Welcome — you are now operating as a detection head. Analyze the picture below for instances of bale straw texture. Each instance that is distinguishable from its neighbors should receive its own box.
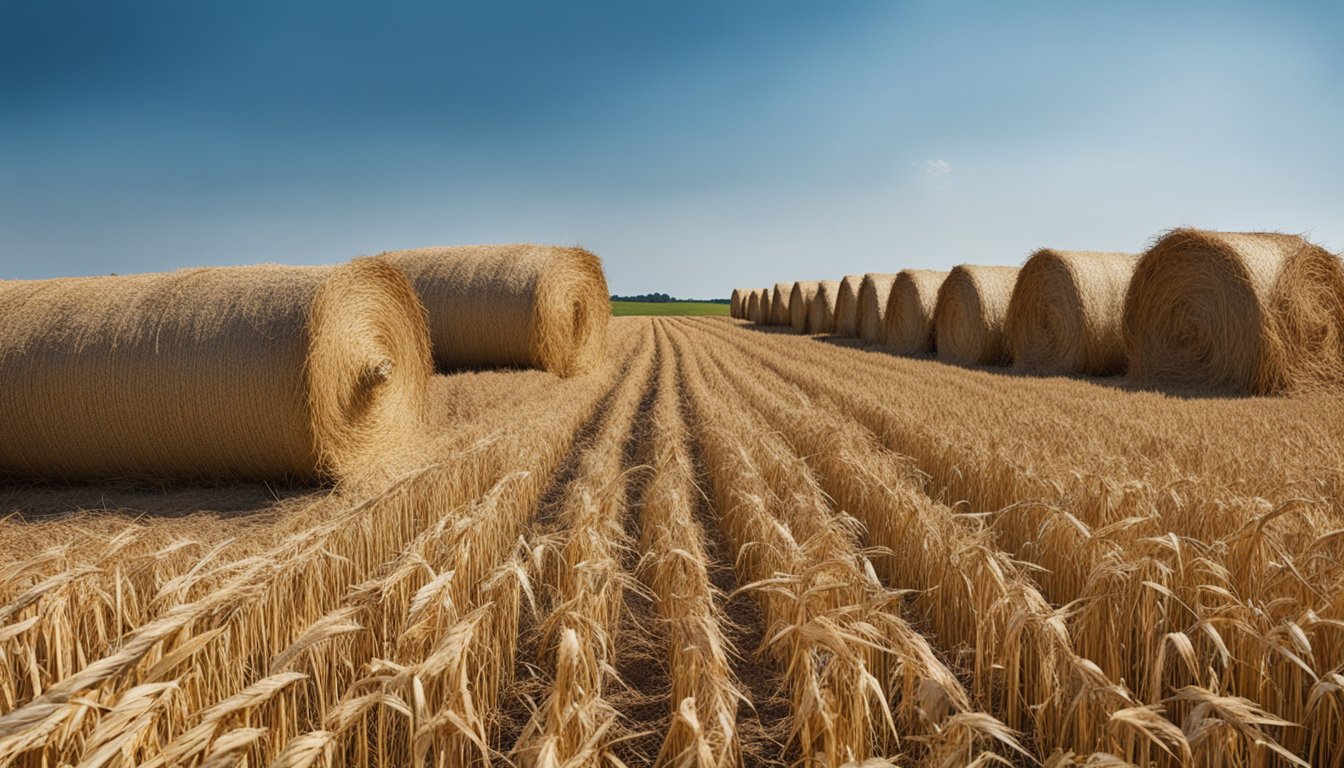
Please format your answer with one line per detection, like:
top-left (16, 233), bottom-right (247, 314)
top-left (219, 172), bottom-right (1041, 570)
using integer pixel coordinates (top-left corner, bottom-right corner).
top-left (933, 265), bottom-right (1019, 366)
top-left (0, 259), bottom-right (430, 482)
top-left (730, 289), bottom-right (748, 319)
top-left (788, 281), bottom-right (822, 334)
top-left (1005, 250), bottom-right (1138, 376)
top-left (770, 283), bottom-right (793, 326)
top-left (746, 291), bottom-right (762, 323)
top-left (1123, 229), bottom-right (1344, 394)
top-left (856, 273), bottom-right (898, 344)
top-left (758, 289), bottom-right (772, 325)
top-left (832, 275), bottom-right (865, 337)
top-left (381, 244), bottom-right (608, 377)
top-left (884, 270), bottom-right (948, 354)
top-left (806, 280), bottom-right (842, 334)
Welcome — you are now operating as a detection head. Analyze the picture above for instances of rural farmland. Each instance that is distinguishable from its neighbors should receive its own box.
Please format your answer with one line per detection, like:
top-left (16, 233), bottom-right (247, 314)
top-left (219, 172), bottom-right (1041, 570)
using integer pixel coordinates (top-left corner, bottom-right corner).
top-left (2, 229), bottom-right (1344, 767)
top-left (7, 3), bottom-right (1344, 766)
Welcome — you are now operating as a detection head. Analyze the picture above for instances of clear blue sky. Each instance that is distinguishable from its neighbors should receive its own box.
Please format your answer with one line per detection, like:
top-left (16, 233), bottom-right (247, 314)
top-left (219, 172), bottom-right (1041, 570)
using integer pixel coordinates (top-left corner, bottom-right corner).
top-left (3, 1), bottom-right (1342, 297)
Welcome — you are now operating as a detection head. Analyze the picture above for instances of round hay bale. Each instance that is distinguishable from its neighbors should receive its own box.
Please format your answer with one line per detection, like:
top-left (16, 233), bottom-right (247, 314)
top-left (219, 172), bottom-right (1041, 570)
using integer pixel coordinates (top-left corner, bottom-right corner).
top-left (1123, 229), bottom-right (1344, 394)
top-left (746, 291), bottom-right (762, 323)
top-left (381, 244), bottom-right (608, 377)
top-left (770, 283), bottom-right (793, 326)
top-left (788, 281), bottom-right (822, 333)
top-left (730, 288), bottom-right (748, 319)
top-left (933, 265), bottom-right (1019, 366)
top-left (806, 280), bottom-right (842, 334)
top-left (856, 273), bottom-right (898, 344)
top-left (0, 258), bottom-right (431, 482)
top-left (884, 270), bottom-right (948, 354)
top-left (1005, 250), bottom-right (1138, 376)
top-left (757, 289), bottom-right (772, 325)
top-left (832, 275), bottom-right (865, 337)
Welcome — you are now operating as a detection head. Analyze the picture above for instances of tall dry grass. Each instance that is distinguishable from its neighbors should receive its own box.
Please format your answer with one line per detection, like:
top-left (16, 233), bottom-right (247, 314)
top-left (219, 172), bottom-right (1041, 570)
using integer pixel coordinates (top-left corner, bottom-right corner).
top-left (691, 316), bottom-right (1340, 765)
top-left (637, 321), bottom-right (745, 767)
top-left (0, 322), bottom-right (649, 767)
top-left (673, 322), bottom-right (1025, 766)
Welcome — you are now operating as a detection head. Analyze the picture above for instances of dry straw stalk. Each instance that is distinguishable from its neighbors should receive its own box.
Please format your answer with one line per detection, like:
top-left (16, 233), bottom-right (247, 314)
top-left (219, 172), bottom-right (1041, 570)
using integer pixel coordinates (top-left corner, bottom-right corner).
top-left (933, 265), bottom-right (1019, 366)
top-left (381, 244), bottom-right (609, 377)
top-left (787, 281), bottom-right (821, 334)
top-left (831, 275), bottom-right (864, 337)
top-left (0, 258), bottom-right (430, 483)
top-left (856, 273), bottom-right (898, 344)
top-left (805, 280), bottom-right (841, 334)
top-left (1122, 229), bottom-right (1344, 394)
top-left (1005, 250), bottom-right (1138, 376)
top-left (883, 270), bottom-right (947, 354)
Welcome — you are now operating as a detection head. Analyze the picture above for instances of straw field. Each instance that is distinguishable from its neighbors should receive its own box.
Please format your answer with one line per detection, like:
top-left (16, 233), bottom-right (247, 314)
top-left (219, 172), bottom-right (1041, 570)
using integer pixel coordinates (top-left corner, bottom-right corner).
top-left (3, 265), bottom-right (1344, 764)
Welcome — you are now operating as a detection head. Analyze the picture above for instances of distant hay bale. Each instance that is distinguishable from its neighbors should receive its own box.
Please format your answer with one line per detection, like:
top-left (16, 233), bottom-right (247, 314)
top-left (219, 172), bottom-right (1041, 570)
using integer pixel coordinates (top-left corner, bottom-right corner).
top-left (1006, 250), bottom-right (1138, 376)
top-left (856, 273), bottom-right (898, 344)
top-left (0, 259), bottom-right (431, 482)
top-left (806, 280), bottom-right (842, 334)
top-left (757, 289), bottom-right (772, 325)
top-left (730, 288), bottom-right (751, 319)
top-left (884, 270), bottom-right (948, 354)
top-left (770, 283), bottom-right (793, 326)
top-left (1123, 229), bottom-right (1344, 394)
top-left (746, 291), bottom-right (761, 323)
top-left (788, 281), bottom-right (822, 333)
top-left (933, 265), bottom-right (1019, 366)
top-left (832, 275), bottom-right (864, 337)
top-left (381, 244), bottom-right (608, 377)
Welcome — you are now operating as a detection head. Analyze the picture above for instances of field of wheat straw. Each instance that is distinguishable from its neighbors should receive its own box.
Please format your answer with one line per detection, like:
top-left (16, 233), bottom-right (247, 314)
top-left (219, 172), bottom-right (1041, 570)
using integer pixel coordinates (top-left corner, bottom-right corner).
top-left (4, 234), bottom-right (1344, 767)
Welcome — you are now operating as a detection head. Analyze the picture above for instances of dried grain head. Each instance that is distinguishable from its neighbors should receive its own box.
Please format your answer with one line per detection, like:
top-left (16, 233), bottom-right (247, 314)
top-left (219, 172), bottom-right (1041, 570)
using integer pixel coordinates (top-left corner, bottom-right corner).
top-left (0, 258), bottom-right (430, 483)
top-left (933, 265), bottom-right (1019, 366)
top-left (1005, 250), bottom-right (1138, 376)
top-left (381, 244), bottom-right (609, 377)
top-left (805, 280), bottom-right (842, 334)
top-left (856, 273), bottom-right (899, 344)
top-left (788, 281), bottom-right (822, 333)
top-left (884, 270), bottom-right (948, 354)
top-left (1123, 229), bottom-right (1344, 394)
top-left (832, 275), bottom-right (865, 337)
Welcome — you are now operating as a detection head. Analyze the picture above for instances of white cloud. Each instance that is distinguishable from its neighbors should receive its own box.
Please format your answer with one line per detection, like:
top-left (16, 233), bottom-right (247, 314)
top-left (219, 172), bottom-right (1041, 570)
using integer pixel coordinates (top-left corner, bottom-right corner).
top-left (920, 159), bottom-right (951, 176)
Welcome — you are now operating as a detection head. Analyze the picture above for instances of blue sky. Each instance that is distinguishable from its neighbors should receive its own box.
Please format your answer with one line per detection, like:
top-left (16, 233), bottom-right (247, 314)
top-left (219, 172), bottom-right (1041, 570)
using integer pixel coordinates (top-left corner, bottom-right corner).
top-left (3, 1), bottom-right (1342, 296)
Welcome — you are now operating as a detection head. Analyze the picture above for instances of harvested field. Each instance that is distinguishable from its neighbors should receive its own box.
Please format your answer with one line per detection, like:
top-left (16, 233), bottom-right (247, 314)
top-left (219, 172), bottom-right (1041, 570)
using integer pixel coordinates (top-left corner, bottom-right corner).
top-left (3, 314), bottom-right (1343, 767)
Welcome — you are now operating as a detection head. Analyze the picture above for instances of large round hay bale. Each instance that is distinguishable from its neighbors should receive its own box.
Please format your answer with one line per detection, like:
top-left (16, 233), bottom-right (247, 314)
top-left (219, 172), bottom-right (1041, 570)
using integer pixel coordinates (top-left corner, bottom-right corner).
top-left (730, 288), bottom-right (750, 319)
top-left (381, 244), bottom-right (608, 377)
top-left (788, 281), bottom-right (822, 333)
top-left (832, 275), bottom-right (865, 337)
top-left (933, 265), bottom-right (1019, 366)
top-left (884, 270), bottom-right (948, 354)
top-left (757, 289), bottom-right (772, 325)
top-left (0, 259), bottom-right (431, 482)
top-left (746, 291), bottom-right (762, 323)
top-left (1005, 250), bottom-right (1138, 376)
top-left (856, 273), bottom-right (898, 344)
top-left (1123, 229), bottom-right (1344, 394)
top-left (806, 280), bottom-right (842, 334)
top-left (770, 283), bottom-right (793, 326)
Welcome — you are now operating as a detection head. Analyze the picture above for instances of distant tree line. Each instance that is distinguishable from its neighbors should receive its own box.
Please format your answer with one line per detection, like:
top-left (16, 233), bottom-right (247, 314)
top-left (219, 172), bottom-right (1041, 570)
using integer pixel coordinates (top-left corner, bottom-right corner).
top-left (611, 293), bottom-right (729, 304)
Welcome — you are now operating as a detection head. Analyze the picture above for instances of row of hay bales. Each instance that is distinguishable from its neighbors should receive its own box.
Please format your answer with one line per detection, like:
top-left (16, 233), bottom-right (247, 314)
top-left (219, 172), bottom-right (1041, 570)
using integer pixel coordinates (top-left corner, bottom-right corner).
top-left (0, 244), bottom-right (610, 483)
top-left (730, 228), bottom-right (1344, 395)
